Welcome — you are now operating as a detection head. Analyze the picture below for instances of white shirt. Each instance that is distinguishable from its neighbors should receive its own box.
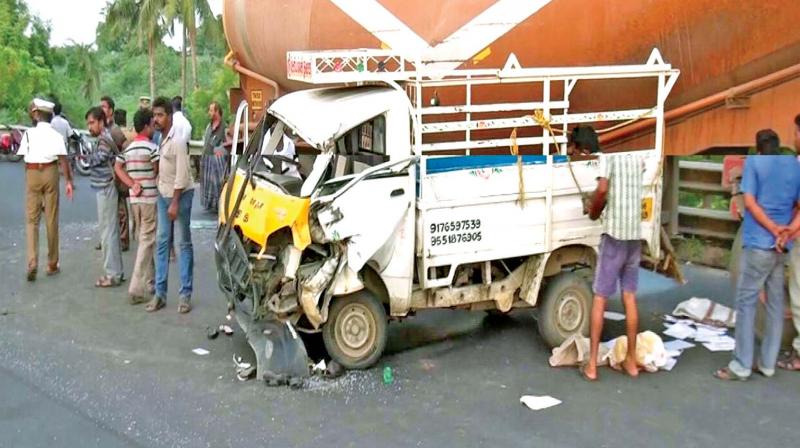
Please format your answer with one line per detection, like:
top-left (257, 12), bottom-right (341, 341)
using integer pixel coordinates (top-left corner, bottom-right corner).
top-left (262, 130), bottom-right (301, 179)
top-left (50, 115), bottom-right (72, 145)
top-left (172, 111), bottom-right (193, 142)
top-left (17, 122), bottom-right (68, 164)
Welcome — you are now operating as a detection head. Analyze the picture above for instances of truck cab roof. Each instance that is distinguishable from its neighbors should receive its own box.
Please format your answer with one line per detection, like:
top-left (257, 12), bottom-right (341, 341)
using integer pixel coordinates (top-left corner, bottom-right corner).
top-left (268, 86), bottom-right (407, 151)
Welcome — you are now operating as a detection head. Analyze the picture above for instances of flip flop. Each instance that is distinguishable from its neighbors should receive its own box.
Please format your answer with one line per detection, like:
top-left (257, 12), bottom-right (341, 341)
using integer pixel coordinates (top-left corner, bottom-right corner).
top-left (714, 367), bottom-right (748, 381)
top-left (95, 276), bottom-right (120, 288)
top-left (777, 353), bottom-right (800, 371)
top-left (145, 298), bottom-right (165, 312)
top-left (177, 302), bottom-right (192, 314)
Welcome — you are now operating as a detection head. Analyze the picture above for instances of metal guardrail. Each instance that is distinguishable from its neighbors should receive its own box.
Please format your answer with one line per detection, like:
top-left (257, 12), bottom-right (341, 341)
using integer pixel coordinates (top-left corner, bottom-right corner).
top-left (672, 159), bottom-right (739, 241)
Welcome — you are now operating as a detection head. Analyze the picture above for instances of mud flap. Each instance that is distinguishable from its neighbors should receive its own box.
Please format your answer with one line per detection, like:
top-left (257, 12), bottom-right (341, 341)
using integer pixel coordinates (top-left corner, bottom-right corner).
top-left (237, 313), bottom-right (309, 387)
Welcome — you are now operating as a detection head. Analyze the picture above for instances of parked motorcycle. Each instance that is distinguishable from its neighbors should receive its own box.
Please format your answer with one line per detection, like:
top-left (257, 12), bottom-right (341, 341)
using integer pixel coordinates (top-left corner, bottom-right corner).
top-left (68, 129), bottom-right (92, 176)
top-left (0, 125), bottom-right (23, 162)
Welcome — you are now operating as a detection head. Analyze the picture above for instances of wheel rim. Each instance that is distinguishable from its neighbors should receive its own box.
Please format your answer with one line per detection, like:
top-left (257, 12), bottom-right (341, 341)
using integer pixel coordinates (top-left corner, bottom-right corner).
top-left (555, 289), bottom-right (584, 333)
top-left (335, 303), bottom-right (377, 359)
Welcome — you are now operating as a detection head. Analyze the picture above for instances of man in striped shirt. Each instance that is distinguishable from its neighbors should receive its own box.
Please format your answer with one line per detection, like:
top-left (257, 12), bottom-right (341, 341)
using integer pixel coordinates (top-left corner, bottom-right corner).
top-left (114, 109), bottom-right (160, 304)
top-left (584, 152), bottom-right (646, 381)
top-left (84, 107), bottom-right (124, 287)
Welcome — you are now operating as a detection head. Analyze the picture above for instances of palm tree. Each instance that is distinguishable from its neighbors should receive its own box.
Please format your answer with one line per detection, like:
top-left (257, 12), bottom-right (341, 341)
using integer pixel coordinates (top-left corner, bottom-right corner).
top-left (165, 0), bottom-right (218, 91)
top-left (68, 41), bottom-right (101, 100)
top-left (103, 0), bottom-right (168, 99)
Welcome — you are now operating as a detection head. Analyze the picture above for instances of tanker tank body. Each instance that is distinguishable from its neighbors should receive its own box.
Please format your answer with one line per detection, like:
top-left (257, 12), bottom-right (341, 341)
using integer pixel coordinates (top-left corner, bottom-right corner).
top-left (222, 0), bottom-right (800, 155)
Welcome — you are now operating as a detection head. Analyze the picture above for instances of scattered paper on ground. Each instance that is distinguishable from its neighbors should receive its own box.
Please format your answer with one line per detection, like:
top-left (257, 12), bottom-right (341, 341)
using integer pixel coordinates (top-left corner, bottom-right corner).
top-left (702, 335), bottom-right (736, 352)
top-left (664, 322), bottom-right (696, 340)
top-left (603, 311), bottom-right (626, 321)
top-left (664, 340), bottom-right (696, 352)
top-left (520, 395), bottom-right (562, 411)
top-left (694, 327), bottom-right (727, 342)
top-left (662, 357), bottom-right (678, 371)
top-left (192, 348), bottom-right (210, 356)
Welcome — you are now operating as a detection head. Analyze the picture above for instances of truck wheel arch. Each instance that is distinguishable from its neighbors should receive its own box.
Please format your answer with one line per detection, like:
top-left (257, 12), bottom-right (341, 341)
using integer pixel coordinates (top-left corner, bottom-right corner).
top-left (543, 245), bottom-right (597, 277)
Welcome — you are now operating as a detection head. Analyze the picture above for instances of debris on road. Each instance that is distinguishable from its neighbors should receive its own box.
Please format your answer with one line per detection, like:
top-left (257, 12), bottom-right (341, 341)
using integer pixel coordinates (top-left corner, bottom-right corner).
top-left (192, 348), bottom-right (210, 356)
top-left (663, 322), bottom-right (696, 340)
top-left (672, 297), bottom-right (735, 328)
top-left (220, 325), bottom-right (234, 336)
top-left (520, 395), bottom-right (561, 411)
top-left (605, 331), bottom-right (667, 373)
top-left (206, 326), bottom-right (219, 340)
top-left (663, 340), bottom-right (695, 352)
top-left (549, 334), bottom-right (609, 367)
top-left (663, 311), bottom-right (736, 353)
top-left (383, 366), bottom-right (394, 385)
top-left (312, 359), bottom-right (327, 373)
top-left (701, 335), bottom-right (736, 352)
top-left (603, 311), bottom-right (626, 321)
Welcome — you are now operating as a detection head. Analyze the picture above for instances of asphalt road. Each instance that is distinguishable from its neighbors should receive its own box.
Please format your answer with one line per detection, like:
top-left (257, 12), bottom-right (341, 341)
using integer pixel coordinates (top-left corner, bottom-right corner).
top-left (0, 161), bottom-right (798, 448)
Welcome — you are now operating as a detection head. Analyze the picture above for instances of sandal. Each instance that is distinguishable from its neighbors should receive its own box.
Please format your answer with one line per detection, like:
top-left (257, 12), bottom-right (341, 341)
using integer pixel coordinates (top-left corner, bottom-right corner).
top-left (46, 264), bottom-right (60, 276)
top-left (129, 295), bottom-right (149, 305)
top-left (714, 367), bottom-right (748, 381)
top-left (95, 276), bottom-right (121, 288)
top-left (26, 269), bottom-right (37, 282)
top-left (177, 302), bottom-right (192, 314)
top-left (145, 297), bottom-right (165, 312)
top-left (777, 353), bottom-right (800, 371)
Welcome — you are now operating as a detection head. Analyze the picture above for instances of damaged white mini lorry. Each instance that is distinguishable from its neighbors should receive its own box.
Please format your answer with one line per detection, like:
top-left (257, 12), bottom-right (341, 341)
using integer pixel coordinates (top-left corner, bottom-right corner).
top-left (214, 48), bottom-right (682, 384)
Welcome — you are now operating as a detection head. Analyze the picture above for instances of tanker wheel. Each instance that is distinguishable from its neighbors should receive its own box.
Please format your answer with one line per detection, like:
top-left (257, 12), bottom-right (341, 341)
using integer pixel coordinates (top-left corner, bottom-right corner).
top-left (729, 226), bottom-right (797, 349)
top-left (322, 290), bottom-right (388, 370)
top-left (537, 271), bottom-right (592, 348)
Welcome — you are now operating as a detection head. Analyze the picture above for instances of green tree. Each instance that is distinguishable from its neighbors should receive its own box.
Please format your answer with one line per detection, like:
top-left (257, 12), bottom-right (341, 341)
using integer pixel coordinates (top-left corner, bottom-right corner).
top-left (0, 0), bottom-right (52, 123)
top-left (103, 0), bottom-right (168, 99)
top-left (165, 0), bottom-right (219, 91)
top-left (68, 42), bottom-right (102, 100)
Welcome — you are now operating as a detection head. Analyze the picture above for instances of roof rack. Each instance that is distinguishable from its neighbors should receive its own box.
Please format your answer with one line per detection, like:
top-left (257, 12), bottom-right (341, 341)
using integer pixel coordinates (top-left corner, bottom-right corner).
top-left (286, 48), bottom-right (676, 85)
top-left (285, 48), bottom-right (680, 157)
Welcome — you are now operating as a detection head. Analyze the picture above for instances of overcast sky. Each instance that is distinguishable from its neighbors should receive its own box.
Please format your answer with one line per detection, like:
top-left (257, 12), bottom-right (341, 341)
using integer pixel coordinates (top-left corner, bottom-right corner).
top-left (24, 0), bottom-right (223, 49)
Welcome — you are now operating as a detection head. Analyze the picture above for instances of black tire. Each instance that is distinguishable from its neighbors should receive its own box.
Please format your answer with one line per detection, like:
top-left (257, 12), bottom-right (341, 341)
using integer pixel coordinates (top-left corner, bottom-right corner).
top-left (537, 271), bottom-right (593, 348)
top-left (75, 158), bottom-right (92, 176)
top-left (729, 226), bottom-right (796, 348)
top-left (322, 290), bottom-right (388, 370)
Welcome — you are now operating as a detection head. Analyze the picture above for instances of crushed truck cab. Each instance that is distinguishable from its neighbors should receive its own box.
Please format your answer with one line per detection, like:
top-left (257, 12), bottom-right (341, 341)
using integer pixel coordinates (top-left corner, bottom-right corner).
top-left (215, 49), bottom-right (682, 382)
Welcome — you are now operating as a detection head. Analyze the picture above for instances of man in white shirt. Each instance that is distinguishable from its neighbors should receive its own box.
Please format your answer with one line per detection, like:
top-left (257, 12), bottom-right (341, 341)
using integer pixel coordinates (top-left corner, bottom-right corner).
top-left (50, 101), bottom-right (72, 146)
top-left (17, 98), bottom-right (74, 281)
top-left (263, 127), bottom-right (302, 179)
top-left (171, 96), bottom-right (193, 141)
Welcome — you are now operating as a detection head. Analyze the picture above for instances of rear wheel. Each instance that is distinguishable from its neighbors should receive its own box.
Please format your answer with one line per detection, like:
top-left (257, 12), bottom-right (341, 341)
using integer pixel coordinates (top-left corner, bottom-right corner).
top-left (322, 290), bottom-right (388, 369)
top-left (537, 271), bottom-right (593, 347)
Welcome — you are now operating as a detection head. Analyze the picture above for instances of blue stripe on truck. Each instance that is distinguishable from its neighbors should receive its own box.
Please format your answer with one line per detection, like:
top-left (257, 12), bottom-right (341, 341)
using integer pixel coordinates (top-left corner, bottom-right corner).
top-left (425, 155), bottom-right (569, 175)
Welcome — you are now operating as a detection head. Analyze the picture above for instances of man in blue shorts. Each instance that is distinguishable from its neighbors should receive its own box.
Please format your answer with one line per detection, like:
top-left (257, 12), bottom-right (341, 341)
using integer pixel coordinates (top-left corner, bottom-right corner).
top-left (583, 152), bottom-right (645, 381)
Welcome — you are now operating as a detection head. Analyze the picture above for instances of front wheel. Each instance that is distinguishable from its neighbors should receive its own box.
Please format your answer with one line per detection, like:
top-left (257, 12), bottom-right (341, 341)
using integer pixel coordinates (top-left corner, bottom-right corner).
top-left (322, 290), bottom-right (388, 370)
top-left (537, 271), bottom-right (593, 348)
top-left (74, 157), bottom-right (91, 176)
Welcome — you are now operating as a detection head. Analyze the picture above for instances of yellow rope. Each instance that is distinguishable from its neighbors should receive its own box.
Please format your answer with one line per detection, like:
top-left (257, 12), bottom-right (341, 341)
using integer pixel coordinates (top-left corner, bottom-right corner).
top-left (509, 128), bottom-right (526, 208)
top-left (507, 108), bottom-right (663, 211)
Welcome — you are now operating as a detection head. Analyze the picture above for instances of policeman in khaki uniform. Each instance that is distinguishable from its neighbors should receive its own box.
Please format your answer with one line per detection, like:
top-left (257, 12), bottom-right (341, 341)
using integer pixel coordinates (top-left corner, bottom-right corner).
top-left (17, 98), bottom-right (74, 281)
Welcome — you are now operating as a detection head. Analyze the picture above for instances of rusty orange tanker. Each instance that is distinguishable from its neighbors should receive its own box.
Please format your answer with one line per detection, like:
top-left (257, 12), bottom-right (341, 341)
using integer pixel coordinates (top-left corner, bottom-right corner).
top-left (222, 0), bottom-right (800, 154)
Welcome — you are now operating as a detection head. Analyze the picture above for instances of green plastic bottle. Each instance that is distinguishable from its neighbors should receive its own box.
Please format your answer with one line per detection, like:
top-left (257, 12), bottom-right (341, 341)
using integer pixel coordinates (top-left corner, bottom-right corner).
top-left (382, 366), bottom-right (394, 385)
